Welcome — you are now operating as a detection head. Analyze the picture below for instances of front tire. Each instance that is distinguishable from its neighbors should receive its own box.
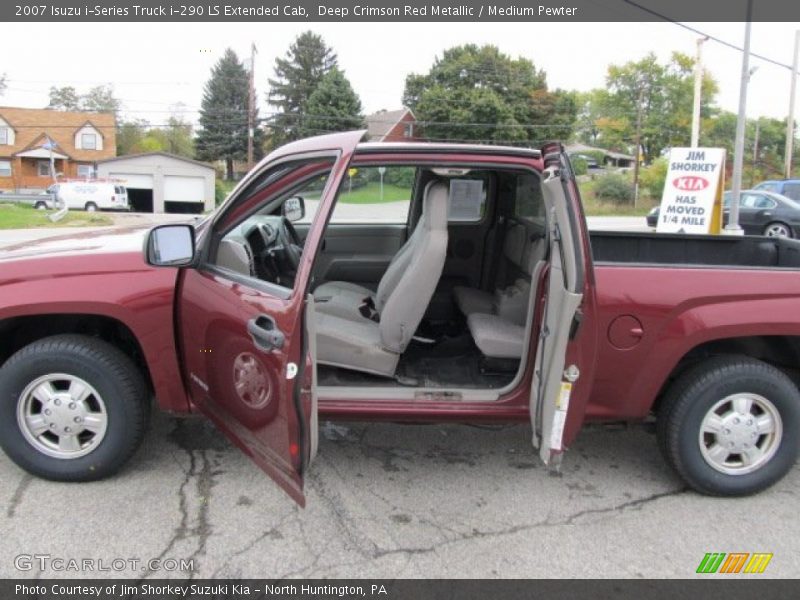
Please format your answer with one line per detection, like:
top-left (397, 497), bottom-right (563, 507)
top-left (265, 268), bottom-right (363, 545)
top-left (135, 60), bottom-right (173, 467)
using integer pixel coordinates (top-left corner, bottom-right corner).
top-left (658, 356), bottom-right (800, 496)
top-left (0, 335), bottom-right (149, 481)
top-left (85, 202), bottom-right (98, 212)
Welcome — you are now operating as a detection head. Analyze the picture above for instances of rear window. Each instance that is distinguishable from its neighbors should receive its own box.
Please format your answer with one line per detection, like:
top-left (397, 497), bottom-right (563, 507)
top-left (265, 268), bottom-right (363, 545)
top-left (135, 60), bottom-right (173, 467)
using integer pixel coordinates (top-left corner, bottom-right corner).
top-left (514, 172), bottom-right (545, 220)
top-left (115, 186), bottom-right (125, 194)
top-left (783, 183), bottom-right (800, 201)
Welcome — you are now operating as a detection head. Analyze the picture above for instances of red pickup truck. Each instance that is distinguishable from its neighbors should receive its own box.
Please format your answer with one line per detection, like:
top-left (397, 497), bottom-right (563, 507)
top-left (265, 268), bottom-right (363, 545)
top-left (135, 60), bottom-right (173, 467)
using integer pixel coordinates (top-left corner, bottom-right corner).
top-left (1, 131), bottom-right (798, 505)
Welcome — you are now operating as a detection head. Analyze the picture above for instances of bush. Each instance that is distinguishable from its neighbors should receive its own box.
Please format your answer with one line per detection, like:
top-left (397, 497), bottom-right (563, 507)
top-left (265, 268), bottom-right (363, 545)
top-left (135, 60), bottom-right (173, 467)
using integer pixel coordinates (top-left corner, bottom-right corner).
top-left (639, 158), bottom-right (668, 199)
top-left (571, 156), bottom-right (588, 176)
top-left (593, 173), bottom-right (633, 204)
top-left (384, 166), bottom-right (416, 188)
top-left (214, 180), bottom-right (227, 206)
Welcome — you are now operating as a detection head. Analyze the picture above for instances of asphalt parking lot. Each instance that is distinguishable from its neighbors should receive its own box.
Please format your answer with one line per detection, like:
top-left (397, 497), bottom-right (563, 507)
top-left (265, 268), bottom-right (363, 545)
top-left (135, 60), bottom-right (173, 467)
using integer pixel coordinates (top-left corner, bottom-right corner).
top-left (1, 412), bottom-right (798, 579)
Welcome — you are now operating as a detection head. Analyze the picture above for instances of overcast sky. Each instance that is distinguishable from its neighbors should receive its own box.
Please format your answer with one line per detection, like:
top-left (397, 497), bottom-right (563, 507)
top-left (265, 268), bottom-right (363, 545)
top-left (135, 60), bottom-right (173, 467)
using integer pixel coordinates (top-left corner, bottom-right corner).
top-left (1, 21), bottom-right (798, 131)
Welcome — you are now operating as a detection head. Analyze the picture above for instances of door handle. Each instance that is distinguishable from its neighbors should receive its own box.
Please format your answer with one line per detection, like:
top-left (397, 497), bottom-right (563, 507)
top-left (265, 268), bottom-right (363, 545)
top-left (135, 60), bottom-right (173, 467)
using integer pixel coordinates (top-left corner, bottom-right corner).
top-left (247, 315), bottom-right (285, 352)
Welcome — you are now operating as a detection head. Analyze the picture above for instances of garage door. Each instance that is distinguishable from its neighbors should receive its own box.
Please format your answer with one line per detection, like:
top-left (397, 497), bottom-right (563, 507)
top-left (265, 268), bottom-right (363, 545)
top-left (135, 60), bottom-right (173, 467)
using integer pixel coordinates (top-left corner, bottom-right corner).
top-left (109, 173), bottom-right (153, 189)
top-left (164, 176), bottom-right (205, 203)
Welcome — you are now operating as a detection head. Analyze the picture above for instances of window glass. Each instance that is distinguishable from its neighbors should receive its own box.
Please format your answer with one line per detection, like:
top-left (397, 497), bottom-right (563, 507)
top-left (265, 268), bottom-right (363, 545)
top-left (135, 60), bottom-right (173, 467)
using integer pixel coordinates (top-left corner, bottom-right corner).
top-left (213, 158), bottom-right (336, 292)
top-left (755, 182), bottom-right (777, 192)
top-left (0, 128), bottom-right (8, 145)
top-left (783, 183), bottom-right (800, 201)
top-left (447, 175), bottom-right (488, 222)
top-left (301, 166), bottom-right (415, 224)
top-left (81, 133), bottom-right (97, 150)
top-left (514, 172), bottom-right (545, 220)
top-left (0, 160), bottom-right (11, 177)
top-left (37, 161), bottom-right (50, 177)
top-left (77, 165), bottom-right (94, 179)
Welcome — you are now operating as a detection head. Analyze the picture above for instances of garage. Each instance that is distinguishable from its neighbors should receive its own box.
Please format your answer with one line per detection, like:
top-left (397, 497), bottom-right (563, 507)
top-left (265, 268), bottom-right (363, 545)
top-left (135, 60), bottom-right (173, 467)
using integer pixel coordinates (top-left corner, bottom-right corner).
top-left (96, 152), bottom-right (215, 214)
top-left (109, 172), bottom-right (154, 212)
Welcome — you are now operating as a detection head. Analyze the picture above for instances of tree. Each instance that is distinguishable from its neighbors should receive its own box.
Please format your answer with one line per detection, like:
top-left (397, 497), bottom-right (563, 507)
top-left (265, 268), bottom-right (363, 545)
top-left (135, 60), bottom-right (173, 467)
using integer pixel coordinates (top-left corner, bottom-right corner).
top-left (402, 44), bottom-right (576, 145)
top-left (47, 86), bottom-right (81, 111)
top-left (116, 119), bottom-right (149, 155)
top-left (268, 31), bottom-right (337, 145)
top-left (47, 84), bottom-right (121, 115)
top-left (597, 52), bottom-right (718, 161)
top-left (196, 48), bottom-right (261, 179)
top-left (0, 73), bottom-right (8, 97)
top-left (300, 67), bottom-right (363, 136)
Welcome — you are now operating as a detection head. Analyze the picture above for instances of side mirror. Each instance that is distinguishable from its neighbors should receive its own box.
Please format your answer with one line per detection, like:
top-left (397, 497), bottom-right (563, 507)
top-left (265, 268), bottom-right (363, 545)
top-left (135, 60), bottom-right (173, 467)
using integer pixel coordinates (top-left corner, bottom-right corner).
top-left (283, 196), bottom-right (305, 222)
top-left (145, 224), bottom-right (195, 267)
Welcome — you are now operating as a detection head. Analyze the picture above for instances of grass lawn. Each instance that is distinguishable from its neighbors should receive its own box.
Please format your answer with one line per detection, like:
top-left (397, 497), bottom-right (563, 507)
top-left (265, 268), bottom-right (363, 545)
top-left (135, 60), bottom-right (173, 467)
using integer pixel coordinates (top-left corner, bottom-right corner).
top-left (338, 182), bottom-right (411, 204)
top-left (0, 203), bottom-right (114, 230)
top-left (577, 179), bottom-right (659, 217)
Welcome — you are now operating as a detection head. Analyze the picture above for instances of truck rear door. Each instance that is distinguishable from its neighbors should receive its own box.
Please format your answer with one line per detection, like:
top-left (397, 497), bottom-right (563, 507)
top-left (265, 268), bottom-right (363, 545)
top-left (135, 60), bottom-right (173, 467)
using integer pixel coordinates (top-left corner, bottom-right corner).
top-left (177, 131), bottom-right (362, 506)
top-left (530, 144), bottom-right (587, 465)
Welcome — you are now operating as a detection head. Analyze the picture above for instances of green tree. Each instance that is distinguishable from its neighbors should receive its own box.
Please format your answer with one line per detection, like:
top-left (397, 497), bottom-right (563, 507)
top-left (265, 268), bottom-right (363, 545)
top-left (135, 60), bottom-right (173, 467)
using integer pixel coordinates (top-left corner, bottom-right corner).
top-left (600, 52), bottom-right (718, 162)
top-left (47, 86), bottom-right (82, 111)
top-left (196, 48), bottom-right (261, 179)
top-left (116, 119), bottom-right (149, 155)
top-left (268, 31), bottom-right (338, 145)
top-left (402, 44), bottom-right (576, 144)
top-left (81, 85), bottom-right (122, 115)
top-left (300, 67), bottom-right (363, 136)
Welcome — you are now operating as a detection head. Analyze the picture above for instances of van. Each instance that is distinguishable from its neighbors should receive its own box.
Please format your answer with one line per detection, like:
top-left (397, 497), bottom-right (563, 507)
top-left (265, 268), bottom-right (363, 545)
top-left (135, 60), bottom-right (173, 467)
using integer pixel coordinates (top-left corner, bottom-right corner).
top-left (48, 181), bottom-right (129, 211)
top-left (753, 179), bottom-right (800, 202)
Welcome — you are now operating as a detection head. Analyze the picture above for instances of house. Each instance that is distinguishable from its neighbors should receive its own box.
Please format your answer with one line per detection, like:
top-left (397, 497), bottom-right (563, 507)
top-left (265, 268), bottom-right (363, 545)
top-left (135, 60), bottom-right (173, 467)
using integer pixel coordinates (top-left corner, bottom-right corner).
top-left (0, 106), bottom-right (116, 193)
top-left (365, 108), bottom-right (418, 142)
top-left (96, 152), bottom-right (215, 214)
top-left (565, 143), bottom-right (636, 169)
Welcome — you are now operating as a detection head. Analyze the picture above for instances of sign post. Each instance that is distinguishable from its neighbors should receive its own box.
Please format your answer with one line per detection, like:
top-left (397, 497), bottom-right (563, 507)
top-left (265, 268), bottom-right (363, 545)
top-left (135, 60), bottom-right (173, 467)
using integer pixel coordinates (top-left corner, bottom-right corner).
top-left (656, 148), bottom-right (726, 235)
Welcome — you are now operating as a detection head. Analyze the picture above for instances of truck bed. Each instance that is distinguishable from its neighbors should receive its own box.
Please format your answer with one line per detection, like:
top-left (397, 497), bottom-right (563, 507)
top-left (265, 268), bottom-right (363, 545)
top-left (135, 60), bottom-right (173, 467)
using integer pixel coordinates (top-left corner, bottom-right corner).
top-left (590, 231), bottom-right (800, 269)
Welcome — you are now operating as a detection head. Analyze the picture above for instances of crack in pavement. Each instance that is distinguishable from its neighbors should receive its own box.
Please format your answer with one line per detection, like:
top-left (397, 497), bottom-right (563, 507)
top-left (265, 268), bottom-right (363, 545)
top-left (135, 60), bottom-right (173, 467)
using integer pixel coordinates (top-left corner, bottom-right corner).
top-left (138, 420), bottom-right (219, 581)
top-left (6, 474), bottom-right (32, 518)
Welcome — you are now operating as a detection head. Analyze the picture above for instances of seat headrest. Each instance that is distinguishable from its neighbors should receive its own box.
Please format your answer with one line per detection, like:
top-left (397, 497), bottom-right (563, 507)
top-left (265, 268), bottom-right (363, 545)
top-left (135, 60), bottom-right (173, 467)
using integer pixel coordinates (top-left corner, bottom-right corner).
top-left (422, 180), bottom-right (449, 230)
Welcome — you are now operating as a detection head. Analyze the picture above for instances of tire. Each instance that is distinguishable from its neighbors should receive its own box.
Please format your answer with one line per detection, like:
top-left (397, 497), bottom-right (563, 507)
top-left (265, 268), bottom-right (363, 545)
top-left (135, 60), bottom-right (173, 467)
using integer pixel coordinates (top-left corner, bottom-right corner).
top-left (34, 201), bottom-right (47, 210)
top-left (657, 355), bottom-right (800, 496)
top-left (85, 202), bottom-right (98, 212)
top-left (0, 335), bottom-right (149, 481)
top-left (763, 221), bottom-right (792, 238)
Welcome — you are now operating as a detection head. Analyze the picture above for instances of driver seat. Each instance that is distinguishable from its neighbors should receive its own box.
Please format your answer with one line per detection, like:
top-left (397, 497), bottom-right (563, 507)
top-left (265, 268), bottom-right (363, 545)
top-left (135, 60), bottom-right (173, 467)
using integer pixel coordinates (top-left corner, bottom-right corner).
top-left (314, 180), bottom-right (449, 377)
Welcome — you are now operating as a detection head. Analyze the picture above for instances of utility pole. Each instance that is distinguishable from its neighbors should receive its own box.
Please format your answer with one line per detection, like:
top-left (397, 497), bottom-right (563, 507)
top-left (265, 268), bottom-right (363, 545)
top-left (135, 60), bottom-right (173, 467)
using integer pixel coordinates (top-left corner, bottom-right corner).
top-left (752, 120), bottom-right (760, 187)
top-left (632, 85), bottom-right (644, 208)
top-left (247, 42), bottom-right (257, 171)
top-left (785, 30), bottom-right (799, 179)
top-left (726, 0), bottom-right (753, 236)
top-left (691, 36), bottom-right (709, 147)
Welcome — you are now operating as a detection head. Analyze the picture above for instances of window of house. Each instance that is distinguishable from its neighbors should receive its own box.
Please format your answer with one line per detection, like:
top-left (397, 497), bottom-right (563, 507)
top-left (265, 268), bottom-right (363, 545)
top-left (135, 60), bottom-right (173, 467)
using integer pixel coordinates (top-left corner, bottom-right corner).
top-left (0, 160), bottom-right (11, 177)
top-left (77, 164), bottom-right (94, 179)
top-left (37, 161), bottom-right (51, 177)
top-left (403, 122), bottom-right (414, 138)
top-left (81, 133), bottom-right (97, 150)
top-left (0, 128), bottom-right (8, 145)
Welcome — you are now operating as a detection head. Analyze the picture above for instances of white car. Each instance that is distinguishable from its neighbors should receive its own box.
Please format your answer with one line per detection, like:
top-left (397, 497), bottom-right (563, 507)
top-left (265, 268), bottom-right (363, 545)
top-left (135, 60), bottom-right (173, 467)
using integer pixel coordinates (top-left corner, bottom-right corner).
top-left (46, 181), bottom-right (129, 212)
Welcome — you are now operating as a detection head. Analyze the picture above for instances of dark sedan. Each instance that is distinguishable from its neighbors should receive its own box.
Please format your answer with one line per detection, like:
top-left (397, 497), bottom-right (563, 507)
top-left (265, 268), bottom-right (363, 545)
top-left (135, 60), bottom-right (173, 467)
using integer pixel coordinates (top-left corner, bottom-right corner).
top-left (646, 190), bottom-right (800, 237)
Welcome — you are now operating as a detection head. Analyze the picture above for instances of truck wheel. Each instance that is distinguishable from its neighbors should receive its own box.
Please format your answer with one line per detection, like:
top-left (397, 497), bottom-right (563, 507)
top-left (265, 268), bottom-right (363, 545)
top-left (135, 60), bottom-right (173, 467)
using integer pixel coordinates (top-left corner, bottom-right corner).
top-left (0, 335), bottom-right (149, 481)
top-left (85, 202), bottom-right (98, 212)
top-left (658, 356), bottom-right (800, 496)
top-left (34, 201), bottom-right (47, 210)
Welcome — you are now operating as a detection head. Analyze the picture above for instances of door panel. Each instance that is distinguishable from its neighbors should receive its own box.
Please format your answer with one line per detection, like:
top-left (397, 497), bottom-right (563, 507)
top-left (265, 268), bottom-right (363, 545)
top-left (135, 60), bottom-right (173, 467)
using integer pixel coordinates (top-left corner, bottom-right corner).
top-left (313, 224), bottom-right (407, 289)
top-left (178, 130), bottom-right (363, 506)
top-left (530, 167), bottom-right (584, 465)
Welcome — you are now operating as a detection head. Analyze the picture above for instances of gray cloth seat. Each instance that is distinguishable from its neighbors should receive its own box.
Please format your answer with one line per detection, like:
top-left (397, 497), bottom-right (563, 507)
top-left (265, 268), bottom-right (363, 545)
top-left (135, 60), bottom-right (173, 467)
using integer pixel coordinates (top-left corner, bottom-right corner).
top-left (315, 180), bottom-right (450, 377)
top-left (467, 313), bottom-right (526, 359)
top-left (314, 193), bottom-right (427, 320)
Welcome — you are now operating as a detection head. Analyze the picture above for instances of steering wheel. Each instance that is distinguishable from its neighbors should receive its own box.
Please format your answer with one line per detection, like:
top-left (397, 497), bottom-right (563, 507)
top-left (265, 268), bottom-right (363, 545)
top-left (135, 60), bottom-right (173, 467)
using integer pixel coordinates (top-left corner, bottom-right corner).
top-left (280, 217), bottom-right (303, 270)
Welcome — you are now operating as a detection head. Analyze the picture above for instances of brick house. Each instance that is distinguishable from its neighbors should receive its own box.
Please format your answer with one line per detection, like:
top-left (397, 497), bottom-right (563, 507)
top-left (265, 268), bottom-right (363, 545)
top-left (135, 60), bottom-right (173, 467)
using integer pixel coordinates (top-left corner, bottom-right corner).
top-left (0, 107), bottom-right (116, 192)
top-left (365, 108), bottom-right (418, 142)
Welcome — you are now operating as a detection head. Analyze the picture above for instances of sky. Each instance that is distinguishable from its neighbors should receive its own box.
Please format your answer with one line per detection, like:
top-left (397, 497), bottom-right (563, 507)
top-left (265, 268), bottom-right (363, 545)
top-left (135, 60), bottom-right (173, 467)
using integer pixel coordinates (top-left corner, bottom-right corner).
top-left (1, 21), bottom-right (798, 131)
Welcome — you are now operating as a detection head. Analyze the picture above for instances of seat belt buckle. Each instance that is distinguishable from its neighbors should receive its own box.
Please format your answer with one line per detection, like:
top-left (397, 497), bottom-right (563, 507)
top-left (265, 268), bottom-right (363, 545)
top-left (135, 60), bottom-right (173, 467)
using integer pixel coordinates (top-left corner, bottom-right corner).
top-left (358, 296), bottom-right (380, 322)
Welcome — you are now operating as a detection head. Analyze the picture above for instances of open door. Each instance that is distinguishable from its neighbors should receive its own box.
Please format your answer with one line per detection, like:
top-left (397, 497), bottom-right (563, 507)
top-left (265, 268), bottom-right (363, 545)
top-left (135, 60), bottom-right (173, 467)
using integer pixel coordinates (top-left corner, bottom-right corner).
top-left (176, 131), bottom-right (363, 506)
top-left (530, 149), bottom-right (585, 466)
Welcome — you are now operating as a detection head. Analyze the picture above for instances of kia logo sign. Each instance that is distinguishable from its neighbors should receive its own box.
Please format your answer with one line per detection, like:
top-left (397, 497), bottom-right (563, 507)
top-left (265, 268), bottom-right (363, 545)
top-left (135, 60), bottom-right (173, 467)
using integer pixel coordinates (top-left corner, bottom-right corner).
top-left (673, 176), bottom-right (709, 191)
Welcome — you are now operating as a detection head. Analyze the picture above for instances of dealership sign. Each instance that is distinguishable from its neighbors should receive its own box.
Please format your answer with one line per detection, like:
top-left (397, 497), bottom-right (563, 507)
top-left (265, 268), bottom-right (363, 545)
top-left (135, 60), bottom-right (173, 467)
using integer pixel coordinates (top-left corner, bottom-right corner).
top-left (656, 148), bottom-right (726, 234)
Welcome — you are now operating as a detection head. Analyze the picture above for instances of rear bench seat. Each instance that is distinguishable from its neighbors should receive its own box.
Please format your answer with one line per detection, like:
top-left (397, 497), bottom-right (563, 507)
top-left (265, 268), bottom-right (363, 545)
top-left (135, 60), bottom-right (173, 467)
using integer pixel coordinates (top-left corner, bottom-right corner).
top-left (455, 221), bottom-right (546, 359)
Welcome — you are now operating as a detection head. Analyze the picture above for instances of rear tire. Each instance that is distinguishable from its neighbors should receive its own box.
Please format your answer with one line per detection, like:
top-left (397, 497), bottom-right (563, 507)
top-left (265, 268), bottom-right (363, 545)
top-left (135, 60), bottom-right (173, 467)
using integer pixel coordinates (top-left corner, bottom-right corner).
top-left (85, 202), bottom-right (98, 212)
top-left (763, 221), bottom-right (792, 238)
top-left (0, 335), bottom-right (149, 481)
top-left (34, 201), bottom-right (47, 210)
top-left (657, 355), bottom-right (800, 496)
